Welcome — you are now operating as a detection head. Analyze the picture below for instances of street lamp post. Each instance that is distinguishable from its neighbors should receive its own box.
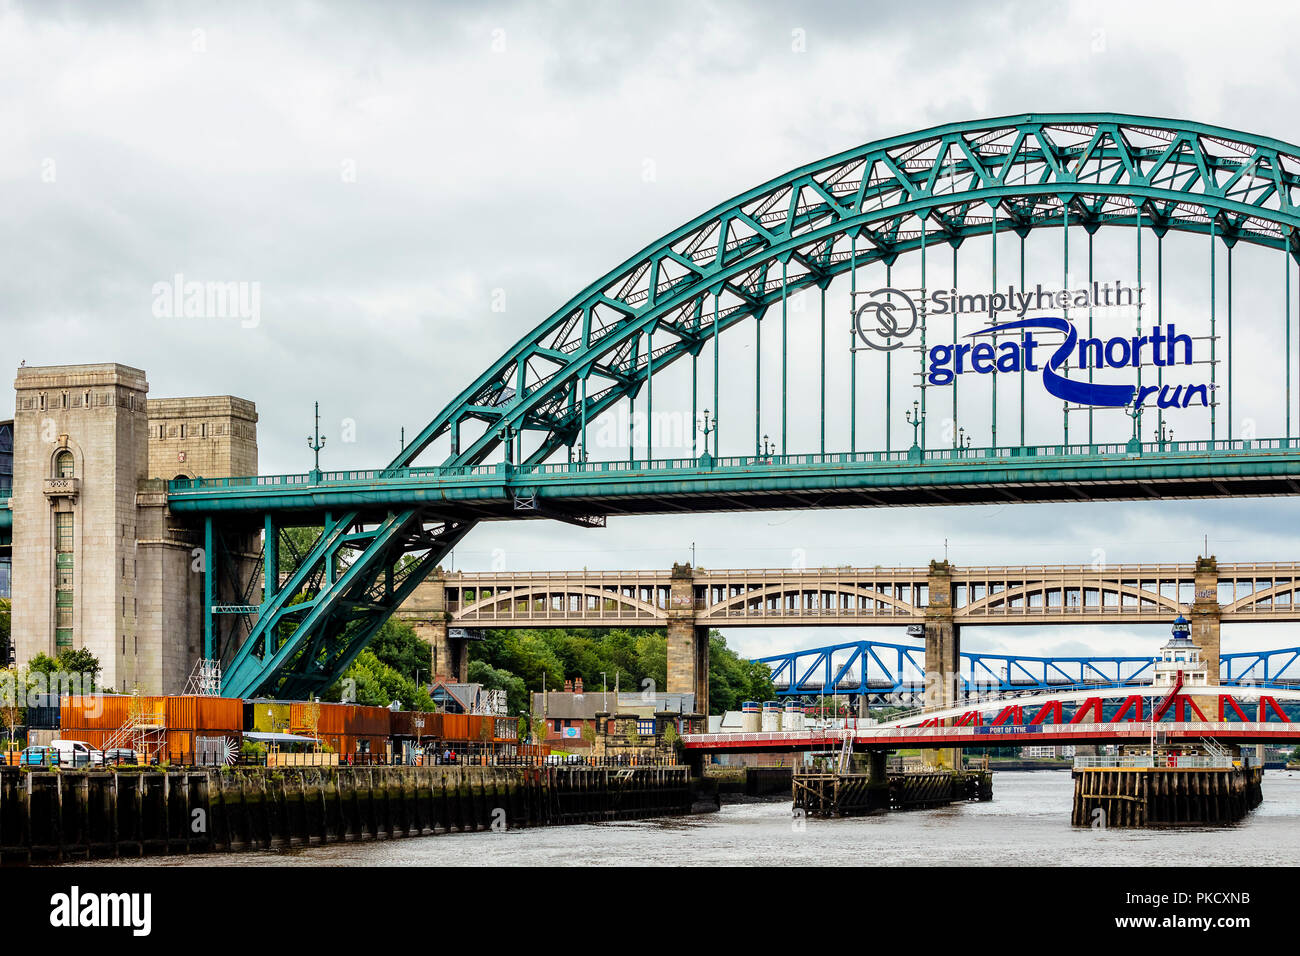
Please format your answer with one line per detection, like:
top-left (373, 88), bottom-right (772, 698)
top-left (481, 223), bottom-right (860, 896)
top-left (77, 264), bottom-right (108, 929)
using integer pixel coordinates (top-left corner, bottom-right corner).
top-left (307, 401), bottom-right (327, 481)
top-left (905, 400), bottom-right (924, 449)
top-left (698, 409), bottom-right (716, 462)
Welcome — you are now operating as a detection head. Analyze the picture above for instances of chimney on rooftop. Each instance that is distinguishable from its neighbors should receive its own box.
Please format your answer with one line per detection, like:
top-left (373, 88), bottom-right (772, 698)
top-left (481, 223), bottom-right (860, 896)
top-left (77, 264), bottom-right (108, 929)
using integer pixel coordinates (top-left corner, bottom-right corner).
top-left (574, 676), bottom-right (584, 694)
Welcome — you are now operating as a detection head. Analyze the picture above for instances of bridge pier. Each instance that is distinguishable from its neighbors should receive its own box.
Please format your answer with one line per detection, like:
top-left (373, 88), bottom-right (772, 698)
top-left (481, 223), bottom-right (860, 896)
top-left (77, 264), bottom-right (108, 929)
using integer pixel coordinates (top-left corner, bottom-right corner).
top-left (666, 563), bottom-right (709, 715)
top-left (396, 572), bottom-right (468, 683)
top-left (1191, 556), bottom-right (1222, 721)
top-left (923, 560), bottom-right (961, 770)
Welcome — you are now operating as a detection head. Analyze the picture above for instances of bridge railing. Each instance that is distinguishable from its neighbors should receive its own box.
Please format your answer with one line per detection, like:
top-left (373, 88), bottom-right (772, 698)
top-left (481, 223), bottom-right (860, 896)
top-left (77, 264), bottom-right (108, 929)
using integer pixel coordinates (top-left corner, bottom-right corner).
top-left (1073, 755), bottom-right (1234, 769)
top-left (166, 437), bottom-right (1300, 494)
top-left (682, 721), bottom-right (1299, 746)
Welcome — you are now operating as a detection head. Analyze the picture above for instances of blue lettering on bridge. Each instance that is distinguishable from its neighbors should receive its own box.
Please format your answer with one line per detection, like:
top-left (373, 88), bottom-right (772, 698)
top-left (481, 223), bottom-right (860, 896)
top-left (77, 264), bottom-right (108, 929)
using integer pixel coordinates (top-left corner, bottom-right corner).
top-left (926, 320), bottom-right (1210, 409)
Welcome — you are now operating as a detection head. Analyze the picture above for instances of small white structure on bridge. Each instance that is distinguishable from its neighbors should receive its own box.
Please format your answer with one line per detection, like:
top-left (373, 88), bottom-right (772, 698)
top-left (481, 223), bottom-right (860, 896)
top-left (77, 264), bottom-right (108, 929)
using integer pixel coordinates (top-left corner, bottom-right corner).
top-left (1153, 615), bottom-right (1208, 688)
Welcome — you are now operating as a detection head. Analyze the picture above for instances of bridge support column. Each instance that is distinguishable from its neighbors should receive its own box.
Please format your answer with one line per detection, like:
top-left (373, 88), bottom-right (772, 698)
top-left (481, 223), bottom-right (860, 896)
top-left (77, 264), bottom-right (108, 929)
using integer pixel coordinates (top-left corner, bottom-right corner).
top-left (867, 749), bottom-right (887, 784)
top-left (1191, 555), bottom-right (1221, 722)
top-left (398, 570), bottom-right (468, 684)
top-left (419, 621), bottom-right (469, 684)
top-left (924, 560), bottom-right (960, 770)
top-left (666, 563), bottom-right (709, 716)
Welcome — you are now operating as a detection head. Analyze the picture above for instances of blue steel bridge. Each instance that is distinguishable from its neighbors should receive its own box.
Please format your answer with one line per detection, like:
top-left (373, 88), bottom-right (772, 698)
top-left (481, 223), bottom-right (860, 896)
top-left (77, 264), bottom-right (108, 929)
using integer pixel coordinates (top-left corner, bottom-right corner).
top-left (153, 113), bottom-right (1300, 701)
top-left (755, 639), bottom-right (1300, 702)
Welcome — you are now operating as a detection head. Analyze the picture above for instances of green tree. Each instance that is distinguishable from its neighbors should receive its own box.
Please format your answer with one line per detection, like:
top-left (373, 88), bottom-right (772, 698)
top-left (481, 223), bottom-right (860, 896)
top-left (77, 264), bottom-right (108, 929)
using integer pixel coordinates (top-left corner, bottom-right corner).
top-left (468, 625), bottom-right (772, 716)
top-left (54, 647), bottom-right (103, 688)
top-left (276, 526), bottom-right (324, 575)
top-left (0, 665), bottom-right (28, 748)
top-left (328, 648), bottom-right (435, 711)
top-left (467, 659), bottom-right (528, 715)
top-left (367, 619), bottom-right (433, 685)
top-left (707, 631), bottom-right (774, 713)
top-left (26, 653), bottom-right (58, 677)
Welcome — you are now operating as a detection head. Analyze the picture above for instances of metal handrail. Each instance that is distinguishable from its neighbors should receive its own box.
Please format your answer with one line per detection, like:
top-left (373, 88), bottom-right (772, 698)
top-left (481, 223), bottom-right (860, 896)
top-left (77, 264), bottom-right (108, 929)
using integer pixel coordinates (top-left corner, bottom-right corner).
top-left (1073, 754), bottom-right (1235, 769)
top-left (167, 435), bottom-right (1300, 494)
top-left (684, 721), bottom-right (1300, 744)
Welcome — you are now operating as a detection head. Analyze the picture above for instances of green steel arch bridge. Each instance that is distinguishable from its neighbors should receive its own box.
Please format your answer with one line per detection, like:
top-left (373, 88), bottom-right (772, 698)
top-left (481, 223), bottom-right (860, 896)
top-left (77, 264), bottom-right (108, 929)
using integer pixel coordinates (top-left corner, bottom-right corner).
top-left (165, 113), bottom-right (1300, 701)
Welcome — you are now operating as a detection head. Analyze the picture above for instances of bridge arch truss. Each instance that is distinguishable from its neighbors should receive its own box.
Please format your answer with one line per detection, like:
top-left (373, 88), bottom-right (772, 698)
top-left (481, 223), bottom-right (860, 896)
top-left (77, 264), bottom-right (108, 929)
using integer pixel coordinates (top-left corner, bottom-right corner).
top-left (205, 114), bottom-right (1300, 699)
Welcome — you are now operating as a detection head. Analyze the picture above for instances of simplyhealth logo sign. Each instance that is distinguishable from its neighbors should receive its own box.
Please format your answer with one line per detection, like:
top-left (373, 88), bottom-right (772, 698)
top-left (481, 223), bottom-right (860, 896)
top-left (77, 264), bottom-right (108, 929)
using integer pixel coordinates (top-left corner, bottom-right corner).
top-left (926, 318), bottom-right (1210, 409)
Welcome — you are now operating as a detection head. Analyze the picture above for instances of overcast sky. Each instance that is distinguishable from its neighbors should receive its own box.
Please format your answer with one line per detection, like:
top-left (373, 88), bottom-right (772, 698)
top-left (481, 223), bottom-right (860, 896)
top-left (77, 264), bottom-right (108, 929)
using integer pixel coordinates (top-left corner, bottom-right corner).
top-left (4, 0), bottom-right (1300, 661)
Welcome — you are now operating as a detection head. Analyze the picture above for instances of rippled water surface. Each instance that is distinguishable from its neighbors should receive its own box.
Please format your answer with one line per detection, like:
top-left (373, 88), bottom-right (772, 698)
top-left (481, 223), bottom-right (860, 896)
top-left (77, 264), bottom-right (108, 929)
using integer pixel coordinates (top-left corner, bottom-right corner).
top-left (85, 770), bottom-right (1300, 867)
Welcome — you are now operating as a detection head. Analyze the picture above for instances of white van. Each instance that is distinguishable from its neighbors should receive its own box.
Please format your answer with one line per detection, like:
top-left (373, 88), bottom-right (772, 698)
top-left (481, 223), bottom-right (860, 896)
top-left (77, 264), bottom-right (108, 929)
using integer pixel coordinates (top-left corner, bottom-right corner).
top-left (50, 739), bottom-right (105, 767)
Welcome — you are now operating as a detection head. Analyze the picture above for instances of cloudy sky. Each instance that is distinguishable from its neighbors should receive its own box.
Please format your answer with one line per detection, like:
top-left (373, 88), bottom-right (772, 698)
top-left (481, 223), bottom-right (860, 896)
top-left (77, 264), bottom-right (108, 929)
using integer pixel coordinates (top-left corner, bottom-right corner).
top-left (4, 0), bottom-right (1300, 661)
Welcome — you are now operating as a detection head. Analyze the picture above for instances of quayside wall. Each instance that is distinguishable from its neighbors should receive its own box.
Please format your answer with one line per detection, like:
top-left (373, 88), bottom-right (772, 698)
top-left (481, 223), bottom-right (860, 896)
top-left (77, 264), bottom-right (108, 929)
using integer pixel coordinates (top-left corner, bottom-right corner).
top-left (0, 765), bottom-right (693, 863)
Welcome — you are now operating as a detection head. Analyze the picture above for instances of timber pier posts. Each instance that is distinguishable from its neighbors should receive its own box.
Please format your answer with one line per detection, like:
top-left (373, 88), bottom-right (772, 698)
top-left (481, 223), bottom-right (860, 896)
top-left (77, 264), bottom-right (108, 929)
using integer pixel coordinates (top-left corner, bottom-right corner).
top-left (0, 765), bottom-right (693, 863)
top-left (792, 753), bottom-right (992, 817)
top-left (1071, 765), bottom-right (1263, 827)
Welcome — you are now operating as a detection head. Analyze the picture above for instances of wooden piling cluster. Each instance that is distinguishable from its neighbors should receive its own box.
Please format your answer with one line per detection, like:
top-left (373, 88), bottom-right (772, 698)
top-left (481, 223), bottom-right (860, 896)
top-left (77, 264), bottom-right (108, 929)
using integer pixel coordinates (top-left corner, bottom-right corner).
top-left (0, 765), bottom-right (693, 863)
top-left (792, 769), bottom-right (992, 817)
top-left (1071, 767), bottom-right (1264, 827)
top-left (889, 770), bottom-right (993, 810)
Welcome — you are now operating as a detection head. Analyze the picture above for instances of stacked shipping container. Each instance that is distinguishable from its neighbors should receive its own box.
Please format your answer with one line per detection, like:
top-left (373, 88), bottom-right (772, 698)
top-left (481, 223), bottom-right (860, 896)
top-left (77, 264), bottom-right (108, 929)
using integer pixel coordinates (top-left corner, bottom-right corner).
top-left (58, 695), bottom-right (242, 760)
top-left (55, 696), bottom-right (518, 759)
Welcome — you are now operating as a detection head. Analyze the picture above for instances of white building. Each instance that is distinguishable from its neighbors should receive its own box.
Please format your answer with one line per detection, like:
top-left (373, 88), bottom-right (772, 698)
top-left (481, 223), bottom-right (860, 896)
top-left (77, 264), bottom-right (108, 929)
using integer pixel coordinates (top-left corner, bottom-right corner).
top-left (1153, 615), bottom-right (1208, 688)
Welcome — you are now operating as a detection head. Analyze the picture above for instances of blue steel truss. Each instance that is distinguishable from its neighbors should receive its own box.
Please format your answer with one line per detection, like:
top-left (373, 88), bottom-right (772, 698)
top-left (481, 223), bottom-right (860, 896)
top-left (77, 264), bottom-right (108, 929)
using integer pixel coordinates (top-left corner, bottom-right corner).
top-left (1220, 645), bottom-right (1300, 686)
top-left (202, 113), bottom-right (1300, 699)
top-left (756, 640), bottom-right (1300, 697)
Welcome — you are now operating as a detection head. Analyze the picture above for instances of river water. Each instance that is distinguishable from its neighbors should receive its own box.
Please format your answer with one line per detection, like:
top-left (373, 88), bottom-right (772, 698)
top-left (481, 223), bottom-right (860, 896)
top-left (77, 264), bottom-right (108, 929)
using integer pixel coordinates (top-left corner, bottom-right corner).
top-left (84, 770), bottom-right (1300, 867)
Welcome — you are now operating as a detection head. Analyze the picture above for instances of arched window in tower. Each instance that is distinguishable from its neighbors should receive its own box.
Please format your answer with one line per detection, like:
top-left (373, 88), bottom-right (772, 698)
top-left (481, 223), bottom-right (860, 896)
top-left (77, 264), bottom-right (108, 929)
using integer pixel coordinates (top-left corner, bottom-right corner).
top-left (55, 450), bottom-right (74, 479)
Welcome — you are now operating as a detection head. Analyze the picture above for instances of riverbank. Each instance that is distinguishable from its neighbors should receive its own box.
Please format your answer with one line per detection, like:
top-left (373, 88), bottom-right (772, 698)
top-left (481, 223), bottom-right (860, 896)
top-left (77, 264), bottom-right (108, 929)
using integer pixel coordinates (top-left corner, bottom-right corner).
top-left (77, 772), bottom-right (1300, 867)
top-left (0, 765), bottom-right (693, 863)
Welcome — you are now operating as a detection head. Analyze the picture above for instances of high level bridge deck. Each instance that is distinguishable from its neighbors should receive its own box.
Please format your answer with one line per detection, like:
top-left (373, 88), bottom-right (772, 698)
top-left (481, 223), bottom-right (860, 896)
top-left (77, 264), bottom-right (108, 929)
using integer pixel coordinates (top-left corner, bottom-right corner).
top-left (432, 561), bottom-right (1300, 628)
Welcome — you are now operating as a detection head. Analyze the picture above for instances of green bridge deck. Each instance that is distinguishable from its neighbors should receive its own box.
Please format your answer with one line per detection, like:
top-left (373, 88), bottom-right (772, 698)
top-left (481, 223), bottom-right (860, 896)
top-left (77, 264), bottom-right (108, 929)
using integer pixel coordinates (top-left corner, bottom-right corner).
top-left (165, 438), bottom-right (1300, 522)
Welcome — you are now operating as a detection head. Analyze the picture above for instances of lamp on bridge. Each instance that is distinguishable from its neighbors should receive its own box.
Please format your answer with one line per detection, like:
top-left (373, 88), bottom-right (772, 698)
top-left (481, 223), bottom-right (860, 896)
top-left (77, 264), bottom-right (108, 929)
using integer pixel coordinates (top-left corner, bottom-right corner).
top-left (905, 400), bottom-right (925, 459)
top-left (307, 401), bottom-right (327, 482)
top-left (1157, 420), bottom-right (1174, 450)
top-left (760, 433), bottom-right (775, 459)
top-left (698, 408), bottom-right (716, 466)
top-left (1126, 402), bottom-right (1144, 453)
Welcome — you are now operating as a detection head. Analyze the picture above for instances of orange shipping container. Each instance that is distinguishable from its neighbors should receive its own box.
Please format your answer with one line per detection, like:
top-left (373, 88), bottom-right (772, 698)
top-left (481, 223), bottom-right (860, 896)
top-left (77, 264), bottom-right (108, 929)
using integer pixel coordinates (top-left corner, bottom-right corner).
top-left (342, 705), bottom-right (391, 737)
top-left (50, 728), bottom-right (111, 749)
top-left (164, 696), bottom-right (243, 731)
top-left (442, 714), bottom-right (468, 741)
top-left (292, 701), bottom-right (342, 735)
top-left (60, 695), bottom-right (155, 731)
top-left (286, 701), bottom-right (393, 737)
top-left (389, 711), bottom-right (441, 738)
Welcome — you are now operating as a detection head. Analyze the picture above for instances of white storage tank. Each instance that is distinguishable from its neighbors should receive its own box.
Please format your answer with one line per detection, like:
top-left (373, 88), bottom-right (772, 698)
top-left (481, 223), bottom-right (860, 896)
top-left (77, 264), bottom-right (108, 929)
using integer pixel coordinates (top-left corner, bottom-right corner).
top-left (783, 700), bottom-right (804, 731)
top-left (741, 700), bottom-right (761, 733)
top-left (761, 700), bottom-right (782, 732)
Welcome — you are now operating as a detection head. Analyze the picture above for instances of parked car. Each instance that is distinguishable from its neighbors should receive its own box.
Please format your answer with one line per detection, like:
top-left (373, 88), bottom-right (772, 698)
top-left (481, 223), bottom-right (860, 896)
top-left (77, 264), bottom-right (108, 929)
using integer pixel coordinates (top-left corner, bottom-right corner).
top-left (50, 739), bottom-right (105, 767)
top-left (19, 745), bottom-right (53, 766)
top-left (103, 748), bottom-right (138, 766)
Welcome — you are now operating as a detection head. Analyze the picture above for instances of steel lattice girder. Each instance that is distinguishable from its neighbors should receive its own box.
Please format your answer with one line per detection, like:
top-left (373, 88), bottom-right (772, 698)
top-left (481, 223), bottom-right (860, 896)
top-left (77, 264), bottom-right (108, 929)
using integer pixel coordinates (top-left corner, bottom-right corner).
top-left (395, 112), bottom-right (1300, 475)
top-left (755, 640), bottom-right (1300, 697)
top-left (220, 510), bottom-right (472, 699)
top-left (215, 113), bottom-right (1300, 700)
